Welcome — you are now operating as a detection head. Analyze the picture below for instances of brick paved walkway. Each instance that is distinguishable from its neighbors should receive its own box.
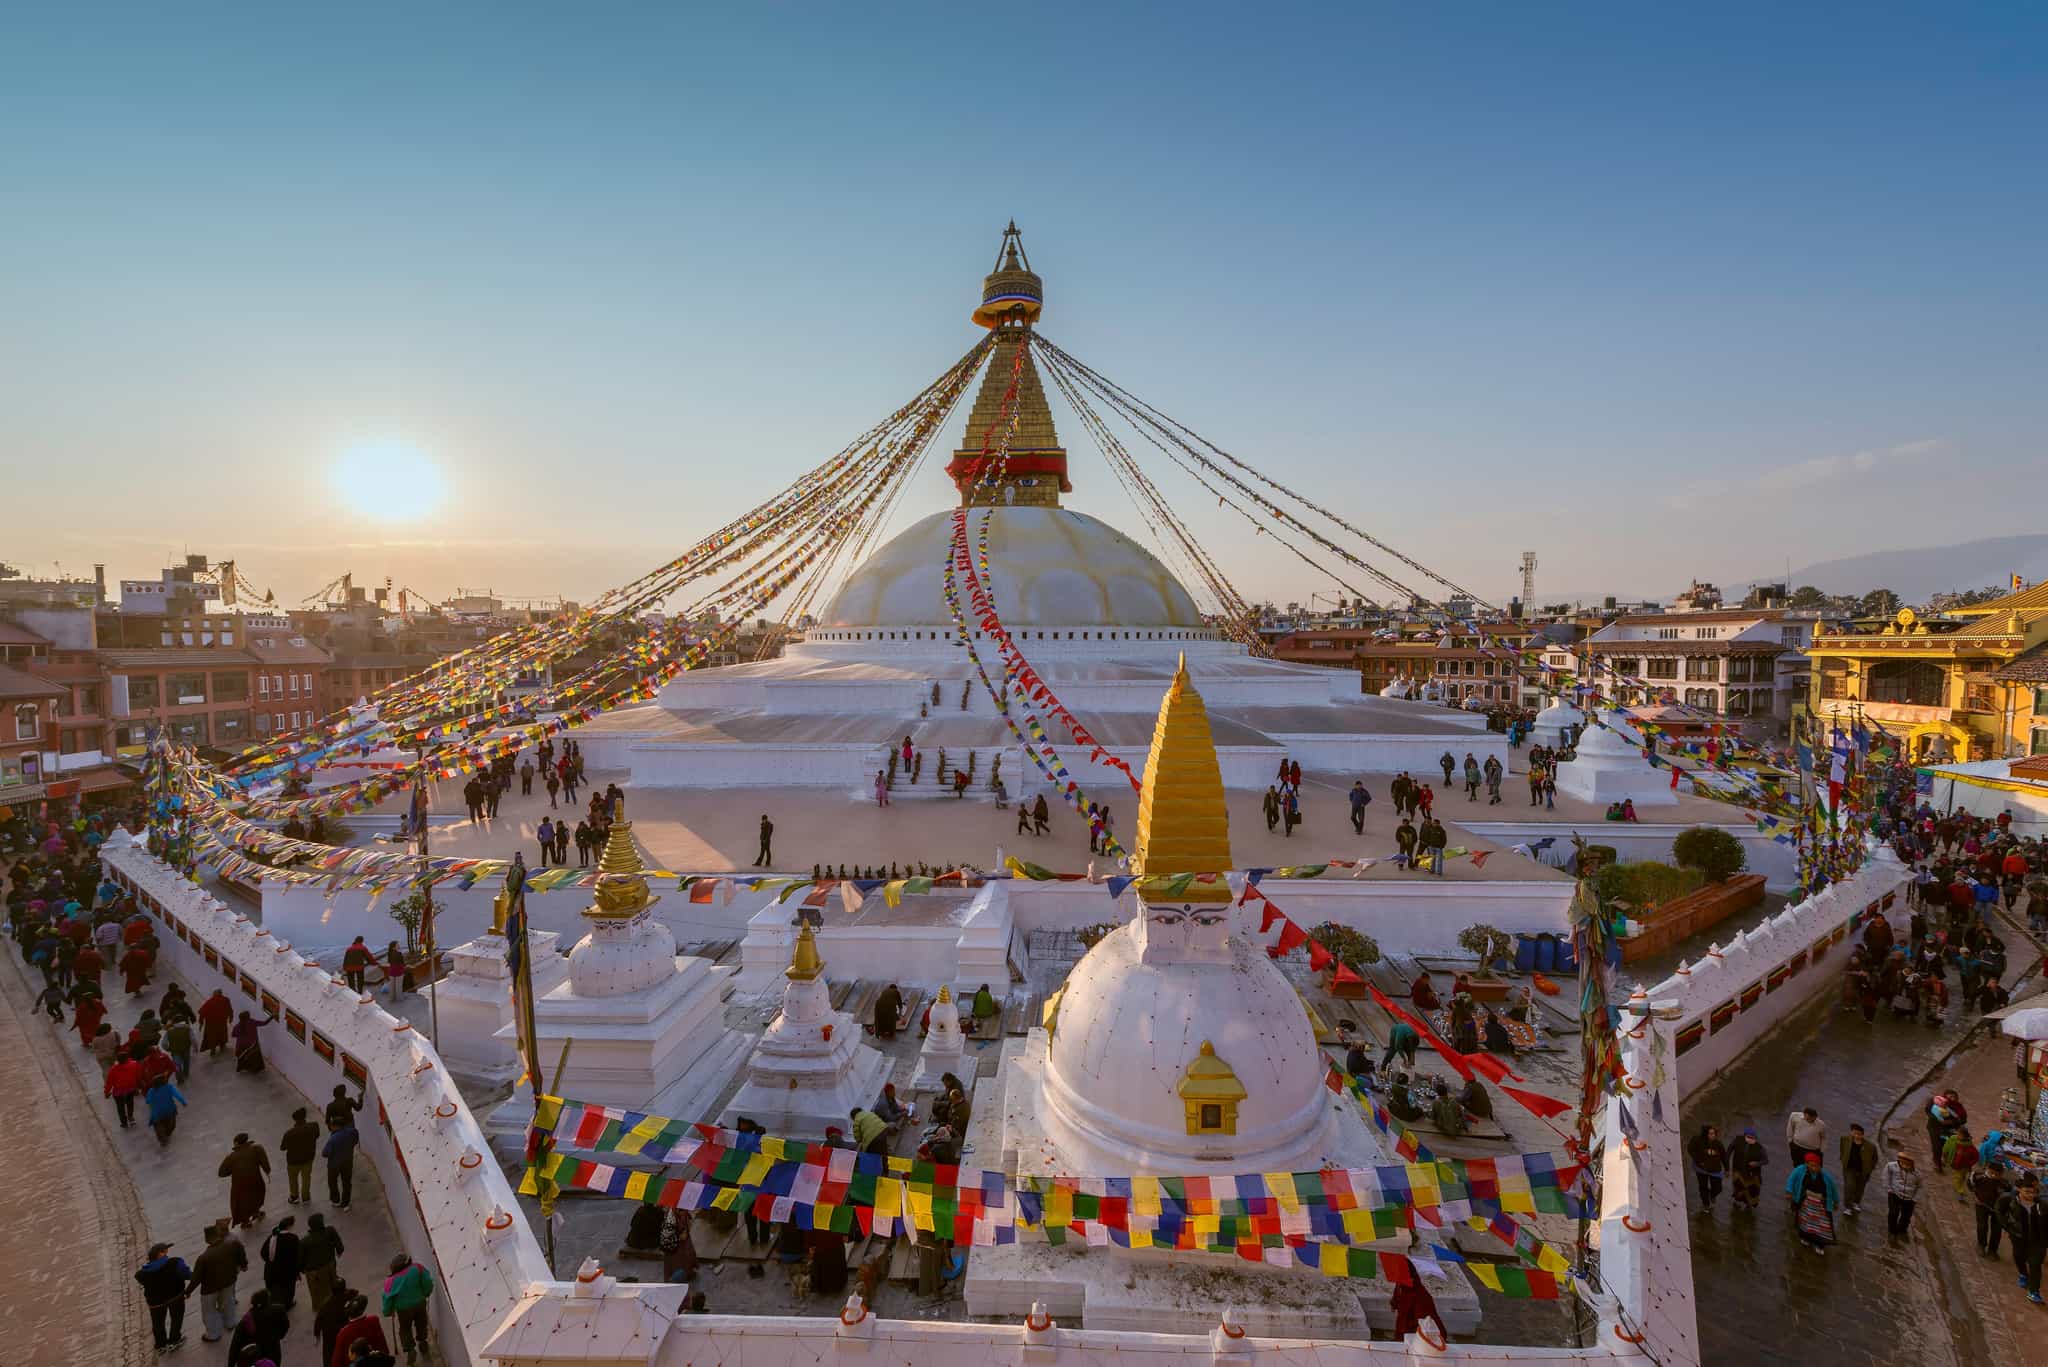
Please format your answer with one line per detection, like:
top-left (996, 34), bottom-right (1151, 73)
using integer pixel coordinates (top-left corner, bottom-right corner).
top-left (0, 910), bottom-right (410, 1364)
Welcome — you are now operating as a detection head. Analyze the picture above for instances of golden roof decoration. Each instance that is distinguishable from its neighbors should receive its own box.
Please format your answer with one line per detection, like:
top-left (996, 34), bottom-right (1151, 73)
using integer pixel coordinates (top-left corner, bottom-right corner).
top-left (587, 804), bottom-right (659, 920)
top-left (1131, 653), bottom-right (1233, 903)
top-left (786, 924), bottom-right (824, 982)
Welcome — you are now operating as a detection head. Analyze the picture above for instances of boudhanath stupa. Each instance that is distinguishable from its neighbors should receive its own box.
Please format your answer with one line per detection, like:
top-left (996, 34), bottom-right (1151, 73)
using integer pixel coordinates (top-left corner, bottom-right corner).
top-left (575, 229), bottom-right (1502, 793)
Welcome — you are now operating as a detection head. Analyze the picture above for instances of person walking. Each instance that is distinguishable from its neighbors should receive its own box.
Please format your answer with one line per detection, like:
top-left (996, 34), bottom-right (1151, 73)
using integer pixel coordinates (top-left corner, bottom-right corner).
top-left (1785, 1152), bottom-right (1841, 1255)
top-left (134, 1242), bottom-right (193, 1353)
top-left (1943, 1127), bottom-right (1980, 1201)
top-left (104, 1047), bottom-right (144, 1128)
top-left (192, 1221), bottom-right (246, 1344)
top-left (198, 987), bottom-right (233, 1058)
top-left (755, 813), bottom-right (774, 868)
top-left (219, 1132), bottom-right (272, 1229)
top-left (341, 937), bottom-right (373, 994)
top-left (226, 1287), bottom-right (289, 1366)
top-left (325, 1117), bottom-right (359, 1209)
top-left (333, 1293), bottom-right (390, 1366)
top-left (1264, 786), bottom-right (1281, 833)
top-left (1839, 1123), bottom-right (1879, 1214)
top-left (1785, 1107), bottom-right (1827, 1167)
top-left (1395, 817), bottom-right (1418, 870)
top-left (1688, 1124), bottom-right (1728, 1214)
top-left (1462, 753), bottom-right (1481, 801)
top-left (260, 1216), bottom-right (302, 1310)
top-left (1883, 1152), bottom-right (1922, 1237)
top-left (544, 769), bottom-right (560, 809)
top-left (384, 940), bottom-right (407, 1003)
top-left (382, 1251), bottom-right (437, 1364)
top-left (165, 1014), bottom-right (194, 1081)
top-left (314, 1277), bottom-right (357, 1366)
top-left (299, 1212), bottom-right (345, 1315)
top-left (536, 818), bottom-right (555, 867)
top-left (1439, 751), bottom-right (1455, 787)
top-left (144, 1072), bottom-right (188, 1146)
top-left (269, 1107), bottom-right (319, 1208)
top-left (1974, 1159), bottom-right (2011, 1256)
top-left (1727, 1128), bottom-right (1769, 1212)
top-left (1348, 780), bottom-right (1371, 835)
top-left (1998, 1177), bottom-right (2048, 1303)
top-left (232, 1010), bottom-right (274, 1073)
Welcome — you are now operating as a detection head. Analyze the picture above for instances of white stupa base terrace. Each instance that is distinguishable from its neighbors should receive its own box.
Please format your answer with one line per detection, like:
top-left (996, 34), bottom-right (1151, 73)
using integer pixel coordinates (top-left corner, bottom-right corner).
top-left (718, 953), bottom-right (892, 1137)
top-left (962, 1238), bottom-right (1481, 1340)
top-left (434, 928), bottom-right (569, 1087)
top-left (571, 635), bottom-right (1504, 795)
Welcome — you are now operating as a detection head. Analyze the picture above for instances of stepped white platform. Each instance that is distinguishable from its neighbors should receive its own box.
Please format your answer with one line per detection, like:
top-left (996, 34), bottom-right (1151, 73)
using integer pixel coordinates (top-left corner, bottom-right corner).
top-left (719, 926), bottom-right (890, 1137)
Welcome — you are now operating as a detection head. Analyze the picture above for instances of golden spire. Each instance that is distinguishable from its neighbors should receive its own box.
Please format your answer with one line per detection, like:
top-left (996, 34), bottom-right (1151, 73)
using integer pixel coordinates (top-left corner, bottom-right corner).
top-left (935, 984), bottom-right (952, 1004)
top-left (587, 808), bottom-right (659, 919)
top-left (786, 924), bottom-right (824, 982)
top-left (947, 224), bottom-right (1070, 508)
top-left (1131, 654), bottom-right (1233, 903)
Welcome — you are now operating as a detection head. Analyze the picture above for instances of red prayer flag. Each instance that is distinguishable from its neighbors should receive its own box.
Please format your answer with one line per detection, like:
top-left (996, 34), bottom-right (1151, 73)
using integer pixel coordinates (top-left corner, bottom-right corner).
top-left (1501, 1085), bottom-right (1574, 1119)
top-left (1308, 940), bottom-right (1333, 971)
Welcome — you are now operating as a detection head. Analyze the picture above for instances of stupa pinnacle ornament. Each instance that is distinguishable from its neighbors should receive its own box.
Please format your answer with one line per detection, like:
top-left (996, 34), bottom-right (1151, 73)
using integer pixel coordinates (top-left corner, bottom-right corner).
top-left (786, 923), bottom-right (825, 981)
top-left (587, 803), bottom-right (659, 919)
top-left (947, 223), bottom-right (1072, 508)
top-left (1131, 654), bottom-right (1233, 906)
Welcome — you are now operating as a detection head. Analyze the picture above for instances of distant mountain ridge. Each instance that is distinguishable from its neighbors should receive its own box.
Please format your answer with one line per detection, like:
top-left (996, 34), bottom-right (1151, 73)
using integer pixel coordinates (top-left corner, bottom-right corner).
top-left (1773, 534), bottom-right (2048, 603)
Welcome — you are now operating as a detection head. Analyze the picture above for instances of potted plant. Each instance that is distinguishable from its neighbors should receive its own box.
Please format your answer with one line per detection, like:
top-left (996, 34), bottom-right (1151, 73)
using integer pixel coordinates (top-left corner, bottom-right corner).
top-left (1456, 924), bottom-right (1515, 1000)
top-left (1310, 921), bottom-right (1380, 998)
top-left (1672, 825), bottom-right (1747, 883)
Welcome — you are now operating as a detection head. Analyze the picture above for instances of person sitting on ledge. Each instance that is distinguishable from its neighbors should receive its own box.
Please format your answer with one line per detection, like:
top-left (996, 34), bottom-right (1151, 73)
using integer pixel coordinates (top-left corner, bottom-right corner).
top-left (1410, 972), bottom-right (1441, 1011)
top-left (1620, 798), bottom-right (1639, 822)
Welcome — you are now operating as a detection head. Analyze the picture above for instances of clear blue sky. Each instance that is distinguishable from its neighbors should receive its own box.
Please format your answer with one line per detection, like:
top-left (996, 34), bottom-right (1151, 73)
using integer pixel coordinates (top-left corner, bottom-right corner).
top-left (2, 4), bottom-right (2042, 609)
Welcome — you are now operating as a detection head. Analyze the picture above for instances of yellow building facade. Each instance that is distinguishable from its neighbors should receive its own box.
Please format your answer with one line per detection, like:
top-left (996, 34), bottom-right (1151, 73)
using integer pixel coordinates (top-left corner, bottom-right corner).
top-left (1804, 581), bottom-right (2048, 760)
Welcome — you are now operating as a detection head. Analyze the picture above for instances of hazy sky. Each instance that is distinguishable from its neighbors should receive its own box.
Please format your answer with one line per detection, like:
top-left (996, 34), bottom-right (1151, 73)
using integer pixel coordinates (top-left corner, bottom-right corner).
top-left (3, 5), bottom-right (2043, 611)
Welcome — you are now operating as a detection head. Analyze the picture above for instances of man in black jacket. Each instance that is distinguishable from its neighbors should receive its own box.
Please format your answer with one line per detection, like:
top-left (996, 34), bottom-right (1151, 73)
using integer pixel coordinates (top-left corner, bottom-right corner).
top-left (1999, 1178), bottom-right (2048, 1303)
top-left (134, 1242), bottom-right (192, 1351)
top-left (281, 1107), bottom-right (321, 1205)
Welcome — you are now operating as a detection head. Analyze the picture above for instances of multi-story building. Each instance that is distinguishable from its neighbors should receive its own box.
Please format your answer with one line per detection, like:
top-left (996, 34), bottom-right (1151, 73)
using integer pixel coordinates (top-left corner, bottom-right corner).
top-left (324, 652), bottom-right (442, 716)
top-left (245, 631), bottom-right (333, 737)
top-left (1805, 580), bottom-right (2048, 761)
top-left (1580, 608), bottom-right (1813, 732)
top-left (0, 662), bottom-right (64, 801)
top-left (101, 647), bottom-right (258, 756)
top-left (1350, 622), bottom-right (1552, 710)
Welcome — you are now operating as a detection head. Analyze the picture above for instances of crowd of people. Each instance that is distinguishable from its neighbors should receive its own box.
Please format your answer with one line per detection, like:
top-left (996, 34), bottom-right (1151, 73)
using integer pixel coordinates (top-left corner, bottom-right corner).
top-left (3, 797), bottom-right (438, 1362)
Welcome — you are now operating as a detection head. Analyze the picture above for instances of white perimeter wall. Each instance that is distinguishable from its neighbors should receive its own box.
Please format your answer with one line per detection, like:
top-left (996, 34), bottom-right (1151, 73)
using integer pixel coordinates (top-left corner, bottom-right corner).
top-left (1633, 848), bottom-right (1907, 1098)
top-left (105, 837), bottom-right (551, 1367)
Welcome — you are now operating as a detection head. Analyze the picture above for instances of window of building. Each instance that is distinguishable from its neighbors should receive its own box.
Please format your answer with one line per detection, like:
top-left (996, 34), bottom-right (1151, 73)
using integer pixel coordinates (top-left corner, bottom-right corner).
top-left (287, 673), bottom-right (299, 696)
top-left (1965, 683), bottom-right (1998, 714)
top-left (274, 712), bottom-right (286, 731)
top-left (2036, 686), bottom-right (2048, 716)
top-left (168, 714), bottom-right (208, 746)
top-left (1685, 658), bottom-right (1719, 682)
top-left (216, 710), bottom-right (250, 743)
top-left (1727, 657), bottom-right (1752, 683)
top-left (1657, 628), bottom-right (1681, 640)
top-left (127, 675), bottom-right (160, 710)
top-left (1482, 661), bottom-right (1495, 676)
top-left (1867, 661), bottom-right (1945, 707)
top-left (1646, 658), bottom-right (1679, 680)
top-left (75, 683), bottom-right (100, 714)
top-left (167, 673), bottom-right (207, 705)
top-left (1727, 690), bottom-right (1752, 716)
top-left (258, 674), bottom-right (270, 698)
top-left (1820, 666), bottom-right (1850, 701)
top-left (1781, 626), bottom-right (1805, 645)
top-left (213, 672), bottom-right (248, 702)
top-left (1695, 627), bottom-right (1719, 640)
top-left (13, 703), bottom-right (39, 741)
top-left (1463, 660), bottom-right (1475, 675)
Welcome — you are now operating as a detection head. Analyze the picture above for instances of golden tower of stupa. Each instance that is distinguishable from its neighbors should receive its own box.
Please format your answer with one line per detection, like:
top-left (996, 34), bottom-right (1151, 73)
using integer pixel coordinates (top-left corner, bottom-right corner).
top-left (586, 803), bottom-right (660, 919)
top-left (1129, 654), bottom-right (1234, 903)
top-left (945, 222), bottom-right (1072, 509)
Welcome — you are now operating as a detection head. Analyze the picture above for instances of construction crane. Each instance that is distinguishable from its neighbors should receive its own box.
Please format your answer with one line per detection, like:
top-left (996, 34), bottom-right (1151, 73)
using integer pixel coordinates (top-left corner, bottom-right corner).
top-left (300, 572), bottom-right (354, 609)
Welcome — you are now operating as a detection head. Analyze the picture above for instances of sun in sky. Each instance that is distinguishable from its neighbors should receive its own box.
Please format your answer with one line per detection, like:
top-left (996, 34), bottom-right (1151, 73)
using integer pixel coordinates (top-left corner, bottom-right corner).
top-left (329, 438), bottom-right (449, 522)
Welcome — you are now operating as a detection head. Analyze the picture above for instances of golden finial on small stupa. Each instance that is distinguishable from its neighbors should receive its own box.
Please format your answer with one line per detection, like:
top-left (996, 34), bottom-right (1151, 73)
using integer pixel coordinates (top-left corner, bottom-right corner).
top-left (935, 984), bottom-right (952, 1004)
top-left (587, 813), bottom-right (659, 919)
top-left (786, 924), bottom-right (824, 982)
top-left (1132, 653), bottom-right (1232, 903)
top-left (490, 884), bottom-right (512, 935)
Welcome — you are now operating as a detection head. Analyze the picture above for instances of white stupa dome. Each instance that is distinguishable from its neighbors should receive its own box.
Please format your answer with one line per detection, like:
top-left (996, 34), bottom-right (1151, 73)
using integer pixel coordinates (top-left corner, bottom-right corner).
top-left (1041, 907), bottom-right (1328, 1172)
top-left (566, 911), bottom-right (679, 996)
top-left (817, 506), bottom-right (1205, 631)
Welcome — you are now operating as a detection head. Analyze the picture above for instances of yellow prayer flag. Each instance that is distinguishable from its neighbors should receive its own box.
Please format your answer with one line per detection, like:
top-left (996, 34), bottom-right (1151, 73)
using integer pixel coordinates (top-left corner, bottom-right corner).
top-left (1468, 1264), bottom-right (1503, 1292)
top-left (1265, 1172), bottom-right (1300, 1211)
top-left (738, 1153), bottom-right (773, 1187)
top-left (624, 1171), bottom-right (653, 1202)
top-left (1134, 1178), bottom-right (1162, 1217)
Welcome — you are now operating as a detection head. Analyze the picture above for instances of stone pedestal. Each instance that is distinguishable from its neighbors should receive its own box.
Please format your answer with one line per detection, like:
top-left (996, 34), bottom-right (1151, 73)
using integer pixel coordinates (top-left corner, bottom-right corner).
top-left (488, 904), bottom-right (750, 1148)
top-left (719, 927), bottom-right (889, 1137)
top-left (433, 929), bottom-right (567, 1087)
top-left (911, 985), bottom-right (967, 1092)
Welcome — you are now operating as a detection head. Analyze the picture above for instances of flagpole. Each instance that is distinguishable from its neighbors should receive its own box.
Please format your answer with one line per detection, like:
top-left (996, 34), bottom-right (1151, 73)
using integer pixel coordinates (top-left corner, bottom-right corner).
top-left (416, 746), bottom-right (439, 1049)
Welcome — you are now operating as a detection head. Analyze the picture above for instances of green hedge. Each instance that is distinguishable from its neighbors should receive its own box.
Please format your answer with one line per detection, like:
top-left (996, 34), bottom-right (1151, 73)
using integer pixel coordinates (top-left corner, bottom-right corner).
top-left (1593, 860), bottom-right (1705, 912)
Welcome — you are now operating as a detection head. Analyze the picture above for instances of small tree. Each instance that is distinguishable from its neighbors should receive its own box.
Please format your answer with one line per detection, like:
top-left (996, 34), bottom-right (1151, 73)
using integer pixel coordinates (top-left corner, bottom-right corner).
top-left (1673, 826), bottom-right (1747, 883)
top-left (1310, 921), bottom-right (1381, 971)
top-left (1458, 923), bottom-right (1514, 978)
top-left (1075, 922), bottom-right (1120, 950)
top-left (388, 890), bottom-right (428, 955)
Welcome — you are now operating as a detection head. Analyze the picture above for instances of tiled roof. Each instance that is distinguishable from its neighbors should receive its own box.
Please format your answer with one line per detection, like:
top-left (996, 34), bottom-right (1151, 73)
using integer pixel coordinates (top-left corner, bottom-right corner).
top-left (98, 648), bottom-right (255, 669)
top-left (1953, 579), bottom-right (2048, 617)
top-left (0, 662), bottom-right (64, 700)
top-left (1584, 640), bottom-right (1783, 657)
top-left (0, 621), bottom-right (51, 646)
top-left (1951, 607), bottom-right (2048, 638)
top-left (243, 634), bottom-right (332, 665)
top-left (1990, 642), bottom-right (2048, 683)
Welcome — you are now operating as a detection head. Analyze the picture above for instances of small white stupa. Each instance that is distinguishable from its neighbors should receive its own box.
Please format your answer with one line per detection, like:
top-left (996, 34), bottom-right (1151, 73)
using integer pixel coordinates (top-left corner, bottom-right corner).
top-left (968, 659), bottom-right (1478, 1338)
top-left (432, 880), bottom-right (569, 1088)
top-left (490, 806), bottom-right (749, 1145)
top-left (1529, 693), bottom-right (1587, 751)
top-left (719, 924), bottom-right (889, 1137)
top-left (1552, 711), bottom-right (1678, 807)
top-left (910, 984), bottom-right (967, 1092)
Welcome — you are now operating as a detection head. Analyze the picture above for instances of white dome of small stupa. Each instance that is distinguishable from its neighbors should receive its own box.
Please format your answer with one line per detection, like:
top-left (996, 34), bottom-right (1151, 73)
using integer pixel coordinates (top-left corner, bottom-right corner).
top-left (1043, 907), bottom-right (1329, 1172)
